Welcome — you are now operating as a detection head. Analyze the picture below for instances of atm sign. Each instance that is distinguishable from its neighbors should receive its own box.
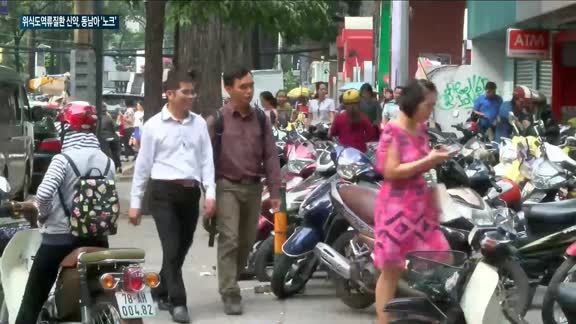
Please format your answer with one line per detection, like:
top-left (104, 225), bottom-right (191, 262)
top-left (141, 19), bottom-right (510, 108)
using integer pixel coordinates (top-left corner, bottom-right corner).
top-left (506, 29), bottom-right (550, 59)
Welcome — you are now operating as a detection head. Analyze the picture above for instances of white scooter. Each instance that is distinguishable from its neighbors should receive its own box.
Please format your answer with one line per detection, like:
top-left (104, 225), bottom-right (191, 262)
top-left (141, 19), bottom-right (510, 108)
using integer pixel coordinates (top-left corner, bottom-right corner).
top-left (0, 176), bottom-right (160, 324)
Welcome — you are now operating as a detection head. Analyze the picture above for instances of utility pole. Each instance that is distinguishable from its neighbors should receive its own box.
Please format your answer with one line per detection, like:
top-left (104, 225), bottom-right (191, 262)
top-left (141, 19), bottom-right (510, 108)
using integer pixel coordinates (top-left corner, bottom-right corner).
top-left (94, 0), bottom-right (103, 137)
top-left (70, 0), bottom-right (96, 105)
top-left (390, 0), bottom-right (409, 88)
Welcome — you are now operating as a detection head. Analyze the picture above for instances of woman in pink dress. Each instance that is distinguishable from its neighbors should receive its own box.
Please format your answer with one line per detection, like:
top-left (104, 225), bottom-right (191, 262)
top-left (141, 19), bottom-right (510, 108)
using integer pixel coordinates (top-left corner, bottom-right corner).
top-left (374, 79), bottom-right (452, 324)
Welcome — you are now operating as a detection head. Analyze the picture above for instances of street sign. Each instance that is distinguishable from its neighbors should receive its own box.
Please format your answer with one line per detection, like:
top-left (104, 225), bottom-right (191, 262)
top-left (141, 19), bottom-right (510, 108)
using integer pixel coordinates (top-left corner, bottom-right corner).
top-left (0, 0), bottom-right (8, 16)
top-left (506, 28), bottom-right (550, 60)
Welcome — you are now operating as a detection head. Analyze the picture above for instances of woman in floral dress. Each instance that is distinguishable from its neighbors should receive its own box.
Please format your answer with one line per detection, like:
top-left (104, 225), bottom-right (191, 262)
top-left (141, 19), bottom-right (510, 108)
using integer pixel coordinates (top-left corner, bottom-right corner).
top-left (374, 79), bottom-right (451, 324)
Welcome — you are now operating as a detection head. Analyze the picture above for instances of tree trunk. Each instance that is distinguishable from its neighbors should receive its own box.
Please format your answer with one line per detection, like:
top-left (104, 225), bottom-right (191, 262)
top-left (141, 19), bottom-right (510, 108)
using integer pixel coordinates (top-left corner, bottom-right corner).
top-left (178, 16), bottom-right (222, 116)
top-left (143, 0), bottom-right (166, 121)
top-left (220, 24), bottom-right (253, 71)
top-left (28, 29), bottom-right (36, 80)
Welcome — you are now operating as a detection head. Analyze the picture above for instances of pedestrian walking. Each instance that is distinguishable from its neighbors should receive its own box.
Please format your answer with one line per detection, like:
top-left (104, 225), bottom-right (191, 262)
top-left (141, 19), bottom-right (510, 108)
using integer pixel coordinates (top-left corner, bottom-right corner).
top-left (330, 89), bottom-right (376, 153)
top-left (122, 99), bottom-right (137, 160)
top-left (131, 101), bottom-right (145, 151)
top-left (99, 111), bottom-right (122, 173)
top-left (381, 87), bottom-right (394, 107)
top-left (129, 69), bottom-right (215, 323)
top-left (275, 89), bottom-right (293, 127)
top-left (472, 81), bottom-right (502, 141)
top-left (359, 83), bottom-right (380, 125)
top-left (381, 86), bottom-right (403, 126)
top-left (309, 81), bottom-right (336, 125)
top-left (260, 91), bottom-right (279, 126)
top-left (206, 66), bottom-right (281, 316)
top-left (374, 79), bottom-right (451, 324)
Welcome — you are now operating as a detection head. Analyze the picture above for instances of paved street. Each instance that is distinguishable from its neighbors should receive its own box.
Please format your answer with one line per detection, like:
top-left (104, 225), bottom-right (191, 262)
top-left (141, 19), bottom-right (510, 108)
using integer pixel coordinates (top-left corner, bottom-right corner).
top-left (114, 180), bottom-right (545, 324)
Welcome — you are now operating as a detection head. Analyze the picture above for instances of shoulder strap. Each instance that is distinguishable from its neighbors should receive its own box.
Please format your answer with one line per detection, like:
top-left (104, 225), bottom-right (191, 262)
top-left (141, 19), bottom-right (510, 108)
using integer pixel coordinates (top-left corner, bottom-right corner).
top-left (60, 153), bottom-right (81, 177)
top-left (214, 110), bottom-right (224, 168)
top-left (103, 158), bottom-right (111, 176)
top-left (255, 108), bottom-right (267, 140)
top-left (58, 188), bottom-right (71, 218)
top-left (57, 152), bottom-right (75, 217)
top-left (255, 108), bottom-right (268, 161)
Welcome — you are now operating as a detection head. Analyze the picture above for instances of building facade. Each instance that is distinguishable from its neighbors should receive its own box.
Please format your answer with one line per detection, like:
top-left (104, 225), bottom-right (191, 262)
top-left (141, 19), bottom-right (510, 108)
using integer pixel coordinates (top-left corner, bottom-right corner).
top-left (467, 0), bottom-right (576, 120)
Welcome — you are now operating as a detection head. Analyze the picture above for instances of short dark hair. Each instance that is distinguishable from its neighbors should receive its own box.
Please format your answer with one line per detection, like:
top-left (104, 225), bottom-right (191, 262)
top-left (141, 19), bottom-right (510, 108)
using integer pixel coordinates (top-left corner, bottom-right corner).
top-left (394, 86), bottom-right (404, 92)
top-left (360, 83), bottom-right (374, 96)
top-left (163, 69), bottom-right (198, 92)
top-left (223, 66), bottom-right (252, 87)
top-left (485, 82), bottom-right (497, 91)
top-left (260, 91), bottom-right (277, 107)
top-left (398, 79), bottom-right (437, 118)
top-left (125, 99), bottom-right (136, 107)
top-left (315, 81), bottom-right (328, 91)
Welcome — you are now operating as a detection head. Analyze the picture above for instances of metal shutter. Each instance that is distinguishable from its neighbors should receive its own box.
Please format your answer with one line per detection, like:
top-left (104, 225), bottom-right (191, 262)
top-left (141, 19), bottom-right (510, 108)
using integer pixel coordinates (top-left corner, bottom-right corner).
top-left (538, 60), bottom-right (552, 103)
top-left (515, 60), bottom-right (537, 89)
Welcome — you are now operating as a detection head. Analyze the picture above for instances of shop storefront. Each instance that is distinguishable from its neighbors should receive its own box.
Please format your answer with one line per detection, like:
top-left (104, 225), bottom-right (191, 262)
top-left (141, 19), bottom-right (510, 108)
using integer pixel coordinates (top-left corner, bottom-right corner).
top-left (552, 31), bottom-right (576, 121)
top-left (513, 59), bottom-right (552, 102)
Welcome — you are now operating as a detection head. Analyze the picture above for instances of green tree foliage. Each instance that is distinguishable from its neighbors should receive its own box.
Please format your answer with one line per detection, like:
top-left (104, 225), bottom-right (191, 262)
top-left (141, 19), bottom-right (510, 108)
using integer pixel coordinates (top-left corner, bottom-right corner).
top-left (0, 0), bottom-right (146, 73)
top-left (169, 0), bottom-right (338, 44)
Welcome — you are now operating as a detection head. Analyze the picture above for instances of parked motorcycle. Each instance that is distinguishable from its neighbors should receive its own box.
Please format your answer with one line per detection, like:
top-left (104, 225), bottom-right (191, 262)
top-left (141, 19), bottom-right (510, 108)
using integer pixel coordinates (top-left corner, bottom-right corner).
top-left (553, 283), bottom-right (576, 324)
top-left (249, 141), bottom-right (337, 282)
top-left (385, 248), bottom-right (527, 324)
top-left (541, 240), bottom-right (576, 324)
top-left (315, 147), bottom-right (529, 313)
top-left (0, 180), bottom-right (159, 323)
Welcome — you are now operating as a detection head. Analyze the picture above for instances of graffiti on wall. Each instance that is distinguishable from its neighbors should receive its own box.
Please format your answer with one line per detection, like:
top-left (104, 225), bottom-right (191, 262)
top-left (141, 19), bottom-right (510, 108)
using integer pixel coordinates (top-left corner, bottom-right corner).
top-left (439, 75), bottom-right (488, 110)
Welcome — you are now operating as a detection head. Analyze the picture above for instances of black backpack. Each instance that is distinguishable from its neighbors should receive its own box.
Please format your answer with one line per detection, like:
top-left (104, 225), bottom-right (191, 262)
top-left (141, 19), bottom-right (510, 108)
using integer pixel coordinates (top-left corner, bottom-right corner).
top-left (57, 154), bottom-right (119, 237)
top-left (213, 108), bottom-right (268, 167)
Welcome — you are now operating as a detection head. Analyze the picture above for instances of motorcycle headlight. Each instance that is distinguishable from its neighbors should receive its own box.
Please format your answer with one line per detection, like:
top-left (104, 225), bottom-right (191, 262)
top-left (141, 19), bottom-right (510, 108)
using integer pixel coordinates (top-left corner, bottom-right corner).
top-left (493, 207), bottom-right (514, 229)
top-left (468, 207), bottom-right (494, 226)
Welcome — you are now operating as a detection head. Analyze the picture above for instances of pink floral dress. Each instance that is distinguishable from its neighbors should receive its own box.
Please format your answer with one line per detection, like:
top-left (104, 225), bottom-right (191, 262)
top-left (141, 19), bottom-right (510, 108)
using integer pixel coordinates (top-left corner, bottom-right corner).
top-left (374, 123), bottom-right (449, 269)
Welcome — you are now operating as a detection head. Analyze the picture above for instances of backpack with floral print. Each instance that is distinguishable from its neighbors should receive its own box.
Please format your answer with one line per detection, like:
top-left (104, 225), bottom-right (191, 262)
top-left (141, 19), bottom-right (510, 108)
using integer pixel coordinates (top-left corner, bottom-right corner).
top-left (58, 153), bottom-right (119, 237)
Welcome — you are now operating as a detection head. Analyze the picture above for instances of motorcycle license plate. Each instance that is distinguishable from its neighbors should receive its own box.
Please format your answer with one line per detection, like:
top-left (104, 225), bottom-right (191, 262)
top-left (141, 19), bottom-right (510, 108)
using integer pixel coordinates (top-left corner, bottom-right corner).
top-left (115, 291), bottom-right (156, 319)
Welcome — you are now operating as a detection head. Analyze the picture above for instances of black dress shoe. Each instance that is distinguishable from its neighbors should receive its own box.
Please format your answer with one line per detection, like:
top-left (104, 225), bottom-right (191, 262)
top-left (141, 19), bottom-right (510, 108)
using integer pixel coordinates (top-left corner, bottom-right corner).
top-left (157, 298), bottom-right (172, 311)
top-left (171, 306), bottom-right (191, 323)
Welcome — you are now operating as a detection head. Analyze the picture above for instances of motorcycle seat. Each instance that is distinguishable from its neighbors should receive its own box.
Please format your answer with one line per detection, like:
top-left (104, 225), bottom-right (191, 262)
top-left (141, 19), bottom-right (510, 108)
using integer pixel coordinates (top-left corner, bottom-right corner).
top-left (79, 248), bottom-right (146, 264)
top-left (61, 248), bottom-right (146, 268)
top-left (523, 199), bottom-right (576, 235)
top-left (60, 247), bottom-right (106, 268)
top-left (338, 184), bottom-right (378, 226)
top-left (557, 283), bottom-right (576, 310)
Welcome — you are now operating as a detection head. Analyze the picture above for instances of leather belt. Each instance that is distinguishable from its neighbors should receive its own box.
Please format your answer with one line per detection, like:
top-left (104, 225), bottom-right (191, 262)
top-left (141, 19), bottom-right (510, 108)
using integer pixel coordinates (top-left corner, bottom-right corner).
top-left (222, 177), bottom-right (262, 185)
top-left (165, 179), bottom-right (200, 188)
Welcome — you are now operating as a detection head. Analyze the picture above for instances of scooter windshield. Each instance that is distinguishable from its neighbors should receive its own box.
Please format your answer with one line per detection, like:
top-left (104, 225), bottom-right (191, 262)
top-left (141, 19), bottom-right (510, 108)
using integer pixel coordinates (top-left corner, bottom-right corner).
top-left (532, 158), bottom-right (567, 190)
top-left (336, 147), bottom-right (375, 181)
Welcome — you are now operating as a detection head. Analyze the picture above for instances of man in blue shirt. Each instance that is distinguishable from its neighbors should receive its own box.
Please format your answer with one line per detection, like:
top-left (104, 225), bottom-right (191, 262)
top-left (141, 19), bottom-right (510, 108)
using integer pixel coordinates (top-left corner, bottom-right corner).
top-left (472, 82), bottom-right (502, 140)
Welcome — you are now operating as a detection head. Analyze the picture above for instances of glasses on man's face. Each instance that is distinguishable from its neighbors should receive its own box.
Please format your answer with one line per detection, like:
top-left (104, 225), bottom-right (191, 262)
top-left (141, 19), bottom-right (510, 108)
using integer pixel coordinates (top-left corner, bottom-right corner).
top-left (179, 89), bottom-right (198, 98)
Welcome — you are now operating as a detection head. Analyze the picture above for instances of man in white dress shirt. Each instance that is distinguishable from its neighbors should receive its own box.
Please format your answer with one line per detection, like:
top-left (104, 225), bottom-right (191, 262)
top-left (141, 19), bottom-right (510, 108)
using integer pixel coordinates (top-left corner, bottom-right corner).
top-left (129, 69), bottom-right (215, 323)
